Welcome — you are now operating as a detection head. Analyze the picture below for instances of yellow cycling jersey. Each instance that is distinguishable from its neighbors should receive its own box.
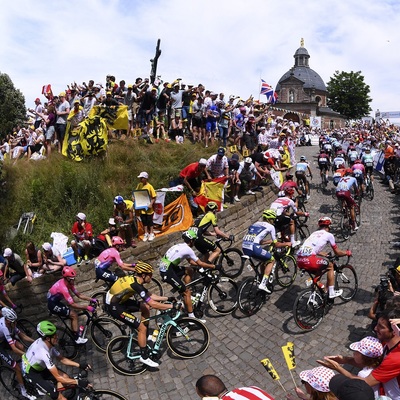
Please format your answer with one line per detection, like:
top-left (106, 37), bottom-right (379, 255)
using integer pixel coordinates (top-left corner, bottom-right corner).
top-left (108, 275), bottom-right (149, 304)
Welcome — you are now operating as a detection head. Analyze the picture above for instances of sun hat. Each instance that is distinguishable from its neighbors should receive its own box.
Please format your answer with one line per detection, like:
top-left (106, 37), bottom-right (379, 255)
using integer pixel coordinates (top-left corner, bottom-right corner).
top-left (217, 147), bottom-right (225, 156)
top-left (329, 374), bottom-right (374, 400)
top-left (42, 242), bottom-right (52, 251)
top-left (3, 248), bottom-right (12, 257)
top-left (299, 366), bottom-right (335, 393)
top-left (245, 157), bottom-right (252, 163)
top-left (138, 172), bottom-right (149, 179)
top-left (231, 153), bottom-right (239, 161)
top-left (349, 336), bottom-right (383, 358)
top-left (76, 212), bottom-right (86, 221)
top-left (199, 158), bottom-right (207, 165)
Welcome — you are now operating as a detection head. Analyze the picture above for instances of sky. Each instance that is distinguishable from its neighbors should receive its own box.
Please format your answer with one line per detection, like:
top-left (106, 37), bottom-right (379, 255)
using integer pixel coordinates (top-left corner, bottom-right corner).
top-left (1, 0), bottom-right (400, 119)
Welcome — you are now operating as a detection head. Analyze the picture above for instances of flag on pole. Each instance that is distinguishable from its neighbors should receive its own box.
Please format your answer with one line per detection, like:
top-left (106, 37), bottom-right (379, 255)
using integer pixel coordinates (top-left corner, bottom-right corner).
top-left (260, 79), bottom-right (278, 104)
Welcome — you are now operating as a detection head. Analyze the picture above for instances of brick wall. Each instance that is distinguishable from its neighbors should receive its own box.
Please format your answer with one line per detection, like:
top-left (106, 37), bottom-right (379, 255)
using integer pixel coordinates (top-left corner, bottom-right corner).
top-left (6, 187), bottom-right (277, 321)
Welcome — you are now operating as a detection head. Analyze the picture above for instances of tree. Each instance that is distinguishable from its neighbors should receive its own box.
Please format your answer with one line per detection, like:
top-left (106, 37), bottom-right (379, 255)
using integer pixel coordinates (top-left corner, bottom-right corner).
top-left (326, 71), bottom-right (372, 119)
top-left (0, 72), bottom-right (26, 138)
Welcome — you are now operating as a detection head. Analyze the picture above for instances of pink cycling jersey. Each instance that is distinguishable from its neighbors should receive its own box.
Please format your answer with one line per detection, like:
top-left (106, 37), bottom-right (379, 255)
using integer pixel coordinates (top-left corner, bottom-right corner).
top-left (96, 247), bottom-right (124, 270)
top-left (48, 279), bottom-right (79, 304)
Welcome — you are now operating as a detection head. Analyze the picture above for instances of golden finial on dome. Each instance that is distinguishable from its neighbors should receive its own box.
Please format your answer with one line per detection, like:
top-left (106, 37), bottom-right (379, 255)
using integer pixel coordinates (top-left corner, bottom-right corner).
top-left (300, 38), bottom-right (304, 47)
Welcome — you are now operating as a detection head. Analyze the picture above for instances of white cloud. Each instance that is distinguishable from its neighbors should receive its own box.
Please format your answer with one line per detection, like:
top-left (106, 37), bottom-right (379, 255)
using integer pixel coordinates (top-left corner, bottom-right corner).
top-left (1, 0), bottom-right (399, 118)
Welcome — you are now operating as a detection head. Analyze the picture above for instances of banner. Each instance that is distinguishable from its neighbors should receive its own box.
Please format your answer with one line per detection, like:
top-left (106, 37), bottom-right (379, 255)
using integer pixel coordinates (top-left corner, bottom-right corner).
top-left (310, 116), bottom-right (321, 128)
top-left (194, 177), bottom-right (227, 212)
top-left (153, 192), bottom-right (166, 225)
top-left (137, 194), bottom-right (193, 239)
top-left (88, 105), bottom-right (129, 130)
top-left (62, 115), bottom-right (108, 161)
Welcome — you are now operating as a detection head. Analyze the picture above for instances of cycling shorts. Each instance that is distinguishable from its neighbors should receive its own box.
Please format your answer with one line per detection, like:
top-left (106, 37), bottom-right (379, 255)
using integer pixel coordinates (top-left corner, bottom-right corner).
top-left (365, 166), bottom-right (373, 176)
top-left (242, 245), bottom-right (272, 262)
top-left (160, 266), bottom-right (187, 294)
top-left (274, 215), bottom-right (291, 231)
top-left (95, 267), bottom-right (118, 284)
top-left (25, 369), bottom-right (58, 400)
top-left (47, 299), bottom-right (70, 317)
top-left (297, 255), bottom-right (329, 273)
top-left (107, 299), bottom-right (141, 329)
top-left (0, 341), bottom-right (17, 368)
top-left (354, 174), bottom-right (364, 185)
top-left (336, 190), bottom-right (356, 207)
top-left (318, 163), bottom-right (329, 172)
top-left (295, 171), bottom-right (307, 182)
top-left (194, 235), bottom-right (217, 254)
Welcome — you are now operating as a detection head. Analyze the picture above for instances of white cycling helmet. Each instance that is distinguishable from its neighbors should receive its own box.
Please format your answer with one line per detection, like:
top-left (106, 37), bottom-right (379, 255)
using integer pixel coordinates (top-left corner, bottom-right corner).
top-left (1, 307), bottom-right (17, 322)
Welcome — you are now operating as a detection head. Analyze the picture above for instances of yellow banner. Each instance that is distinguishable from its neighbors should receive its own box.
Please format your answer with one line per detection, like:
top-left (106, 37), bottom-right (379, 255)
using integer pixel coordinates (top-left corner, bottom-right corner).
top-left (62, 116), bottom-right (108, 161)
top-left (260, 358), bottom-right (280, 380)
top-left (282, 342), bottom-right (296, 370)
top-left (88, 105), bottom-right (129, 130)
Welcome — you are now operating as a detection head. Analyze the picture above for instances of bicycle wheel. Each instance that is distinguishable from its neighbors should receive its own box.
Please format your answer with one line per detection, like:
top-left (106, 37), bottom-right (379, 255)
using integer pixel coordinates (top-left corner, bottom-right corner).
top-left (88, 389), bottom-right (128, 400)
top-left (355, 204), bottom-right (361, 227)
top-left (57, 326), bottom-right (79, 360)
top-left (0, 365), bottom-right (20, 398)
top-left (297, 198), bottom-right (308, 223)
top-left (336, 264), bottom-right (358, 302)
top-left (275, 255), bottom-right (297, 288)
top-left (368, 182), bottom-right (374, 200)
top-left (166, 317), bottom-right (210, 358)
top-left (90, 317), bottom-right (126, 352)
top-left (218, 248), bottom-right (244, 278)
top-left (207, 277), bottom-right (238, 314)
top-left (148, 277), bottom-right (164, 297)
top-left (106, 335), bottom-right (146, 376)
top-left (237, 277), bottom-right (265, 316)
top-left (296, 223), bottom-right (310, 244)
top-left (293, 288), bottom-right (325, 331)
top-left (91, 290), bottom-right (107, 317)
top-left (16, 318), bottom-right (40, 348)
top-left (340, 214), bottom-right (351, 240)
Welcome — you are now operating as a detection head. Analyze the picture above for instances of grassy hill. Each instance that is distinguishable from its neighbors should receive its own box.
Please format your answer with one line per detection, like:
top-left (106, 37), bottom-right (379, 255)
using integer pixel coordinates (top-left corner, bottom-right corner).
top-left (0, 138), bottom-right (218, 254)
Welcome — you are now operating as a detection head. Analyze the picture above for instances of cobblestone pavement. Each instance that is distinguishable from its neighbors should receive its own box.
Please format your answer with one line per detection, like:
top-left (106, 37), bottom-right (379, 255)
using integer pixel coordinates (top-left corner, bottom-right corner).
top-left (2, 145), bottom-right (399, 400)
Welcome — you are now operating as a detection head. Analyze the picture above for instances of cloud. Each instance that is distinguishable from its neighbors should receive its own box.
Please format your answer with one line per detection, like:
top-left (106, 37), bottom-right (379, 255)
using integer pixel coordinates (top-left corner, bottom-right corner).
top-left (1, 0), bottom-right (399, 118)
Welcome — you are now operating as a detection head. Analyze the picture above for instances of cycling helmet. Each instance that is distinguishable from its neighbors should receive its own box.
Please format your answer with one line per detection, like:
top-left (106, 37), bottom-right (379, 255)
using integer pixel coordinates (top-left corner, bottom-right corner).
top-left (182, 229), bottom-right (197, 242)
top-left (135, 261), bottom-right (154, 274)
top-left (365, 147), bottom-right (371, 151)
top-left (262, 209), bottom-right (277, 220)
top-left (354, 159), bottom-right (362, 164)
top-left (112, 236), bottom-right (125, 246)
top-left (113, 195), bottom-right (124, 205)
top-left (37, 320), bottom-right (57, 338)
top-left (345, 168), bottom-right (353, 175)
top-left (1, 307), bottom-right (17, 322)
top-left (62, 266), bottom-right (77, 278)
top-left (206, 201), bottom-right (218, 211)
top-left (284, 187), bottom-right (295, 195)
top-left (300, 156), bottom-right (306, 161)
top-left (318, 216), bottom-right (332, 227)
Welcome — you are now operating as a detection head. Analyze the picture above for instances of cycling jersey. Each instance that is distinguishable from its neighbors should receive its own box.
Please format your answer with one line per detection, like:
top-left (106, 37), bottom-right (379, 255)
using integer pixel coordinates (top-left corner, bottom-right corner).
top-left (95, 247), bottom-right (125, 270)
top-left (297, 230), bottom-right (336, 256)
top-left (333, 157), bottom-right (345, 169)
top-left (348, 150), bottom-right (359, 162)
top-left (196, 211), bottom-right (218, 235)
top-left (336, 176), bottom-right (358, 192)
top-left (0, 317), bottom-right (19, 346)
top-left (106, 275), bottom-right (150, 305)
top-left (159, 243), bottom-right (198, 273)
top-left (295, 162), bottom-right (309, 173)
top-left (242, 222), bottom-right (276, 262)
top-left (270, 197), bottom-right (297, 217)
top-left (362, 153), bottom-right (374, 168)
top-left (47, 279), bottom-right (79, 305)
top-left (318, 153), bottom-right (329, 164)
top-left (352, 163), bottom-right (365, 177)
top-left (22, 338), bottom-right (60, 373)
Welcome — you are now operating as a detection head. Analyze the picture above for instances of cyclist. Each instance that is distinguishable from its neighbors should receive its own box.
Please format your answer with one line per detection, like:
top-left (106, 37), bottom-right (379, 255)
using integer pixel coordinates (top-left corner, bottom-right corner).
top-left (242, 209), bottom-right (292, 294)
top-left (194, 201), bottom-right (233, 263)
top-left (159, 230), bottom-right (217, 320)
top-left (280, 172), bottom-right (301, 197)
top-left (347, 143), bottom-right (359, 166)
top-left (105, 262), bottom-right (177, 368)
top-left (335, 168), bottom-right (359, 231)
top-left (22, 321), bottom-right (91, 400)
top-left (295, 156), bottom-right (312, 200)
top-left (352, 159), bottom-right (366, 195)
top-left (322, 140), bottom-right (333, 161)
top-left (361, 146), bottom-right (374, 181)
top-left (0, 307), bottom-right (35, 400)
top-left (296, 217), bottom-right (351, 299)
top-left (47, 267), bottom-right (96, 344)
top-left (270, 187), bottom-right (306, 247)
top-left (332, 152), bottom-right (346, 172)
top-left (317, 149), bottom-right (331, 184)
top-left (94, 236), bottom-right (137, 284)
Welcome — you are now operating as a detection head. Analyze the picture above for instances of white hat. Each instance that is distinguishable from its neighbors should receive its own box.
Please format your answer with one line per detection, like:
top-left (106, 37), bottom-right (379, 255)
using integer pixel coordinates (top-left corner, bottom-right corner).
top-left (349, 336), bottom-right (383, 358)
top-left (108, 218), bottom-right (116, 225)
top-left (137, 171), bottom-right (149, 179)
top-left (42, 242), bottom-right (52, 251)
top-left (3, 248), bottom-right (12, 257)
top-left (244, 157), bottom-right (252, 163)
top-left (199, 158), bottom-right (207, 165)
top-left (76, 212), bottom-right (86, 221)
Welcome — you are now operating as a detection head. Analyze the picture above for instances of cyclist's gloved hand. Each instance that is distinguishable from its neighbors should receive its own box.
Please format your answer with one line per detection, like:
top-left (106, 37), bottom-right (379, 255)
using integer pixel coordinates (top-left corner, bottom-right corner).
top-left (167, 296), bottom-right (177, 303)
top-left (87, 306), bottom-right (95, 313)
top-left (172, 302), bottom-right (181, 310)
top-left (229, 234), bottom-right (235, 242)
top-left (215, 264), bottom-right (223, 271)
top-left (79, 363), bottom-right (91, 371)
top-left (90, 298), bottom-right (99, 305)
top-left (346, 250), bottom-right (352, 257)
top-left (77, 378), bottom-right (89, 388)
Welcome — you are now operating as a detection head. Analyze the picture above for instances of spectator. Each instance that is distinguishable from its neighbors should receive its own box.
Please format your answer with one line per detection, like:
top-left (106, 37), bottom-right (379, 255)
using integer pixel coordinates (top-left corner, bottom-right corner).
top-left (55, 92), bottom-right (70, 153)
top-left (26, 127), bottom-right (45, 159)
top-left (42, 242), bottom-right (66, 273)
top-left (191, 95), bottom-right (206, 143)
top-left (137, 86), bottom-right (157, 131)
top-left (2, 248), bottom-right (26, 286)
top-left (206, 147), bottom-right (229, 179)
top-left (113, 196), bottom-right (136, 248)
top-left (329, 374), bottom-right (374, 400)
top-left (67, 100), bottom-right (85, 130)
top-left (24, 241), bottom-right (44, 283)
top-left (123, 85), bottom-right (137, 135)
top-left (169, 113), bottom-right (184, 143)
top-left (41, 103), bottom-right (56, 155)
top-left (82, 91), bottom-right (96, 117)
top-left (71, 212), bottom-right (93, 264)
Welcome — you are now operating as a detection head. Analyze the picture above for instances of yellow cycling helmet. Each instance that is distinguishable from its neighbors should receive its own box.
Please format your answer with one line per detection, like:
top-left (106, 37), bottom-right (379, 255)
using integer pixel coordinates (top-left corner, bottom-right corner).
top-left (135, 261), bottom-right (154, 274)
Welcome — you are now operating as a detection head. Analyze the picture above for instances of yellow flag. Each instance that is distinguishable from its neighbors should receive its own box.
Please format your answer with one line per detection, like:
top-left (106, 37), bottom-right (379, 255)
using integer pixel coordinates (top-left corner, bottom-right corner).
top-left (282, 342), bottom-right (296, 370)
top-left (260, 358), bottom-right (280, 380)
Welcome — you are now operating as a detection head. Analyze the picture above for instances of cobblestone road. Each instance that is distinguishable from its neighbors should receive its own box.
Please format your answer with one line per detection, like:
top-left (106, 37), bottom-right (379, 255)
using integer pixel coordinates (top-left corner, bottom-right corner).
top-left (3, 145), bottom-right (399, 400)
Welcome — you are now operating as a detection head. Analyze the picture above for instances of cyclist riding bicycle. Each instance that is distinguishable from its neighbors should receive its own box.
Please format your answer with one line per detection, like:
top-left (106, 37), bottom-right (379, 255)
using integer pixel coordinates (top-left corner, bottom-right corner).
top-left (295, 156), bottom-right (312, 200)
top-left (242, 209), bottom-right (292, 294)
top-left (94, 236), bottom-right (136, 284)
top-left (105, 262), bottom-right (177, 368)
top-left (347, 145), bottom-right (359, 166)
top-left (296, 217), bottom-right (352, 299)
top-left (332, 154), bottom-right (346, 172)
top-left (352, 159), bottom-right (366, 194)
top-left (193, 201), bottom-right (232, 263)
top-left (0, 307), bottom-right (35, 400)
top-left (361, 147), bottom-right (374, 181)
top-left (159, 230), bottom-right (217, 321)
top-left (317, 149), bottom-right (331, 183)
top-left (335, 168), bottom-right (359, 231)
top-left (47, 267), bottom-right (96, 344)
top-left (22, 321), bottom-right (91, 400)
top-left (280, 172), bottom-right (301, 197)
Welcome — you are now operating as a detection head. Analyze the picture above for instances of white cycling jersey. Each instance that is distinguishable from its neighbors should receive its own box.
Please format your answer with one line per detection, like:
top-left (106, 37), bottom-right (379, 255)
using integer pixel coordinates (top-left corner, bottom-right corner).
top-left (159, 243), bottom-right (198, 272)
top-left (297, 230), bottom-right (336, 256)
top-left (270, 197), bottom-right (297, 216)
top-left (22, 338), bottom-right (60, 373)
top-left (0, 317), bottom-right (19, 345)
top-left (242, 221), bottom-right (277, 250)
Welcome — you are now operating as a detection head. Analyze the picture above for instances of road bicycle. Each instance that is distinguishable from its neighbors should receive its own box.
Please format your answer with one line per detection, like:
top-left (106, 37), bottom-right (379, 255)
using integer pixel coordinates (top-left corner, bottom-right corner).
top-left (49, 301), bottom-right (125, 358)
top-left (237, 246), bottom-right (297, 316)
top-left (364, 173), bottom-right (374, 201)
top-left (295, 193), bottom-right (308, 224)
top-left (0, 365), bottom-right (127, 400)
top-left (339, 197), bottom-right (361, 240)
top-left (211, 237), bottom-right (244, 279)
top-left (278, 214), bottom-right (310, 246)
top-left (320, 171), bottom-right (329, 192)
top-left (106, 305), bottom-right (209, 376)
top-left (293, 254), bottom-right (358, 331)
top-left (91, 272), bottom-right (163, 317)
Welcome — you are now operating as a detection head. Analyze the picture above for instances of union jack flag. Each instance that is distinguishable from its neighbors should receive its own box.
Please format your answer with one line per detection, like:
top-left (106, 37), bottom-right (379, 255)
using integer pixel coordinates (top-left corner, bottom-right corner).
top-left (260, 79), bottom-right (278, 104)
